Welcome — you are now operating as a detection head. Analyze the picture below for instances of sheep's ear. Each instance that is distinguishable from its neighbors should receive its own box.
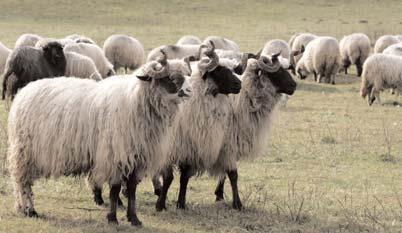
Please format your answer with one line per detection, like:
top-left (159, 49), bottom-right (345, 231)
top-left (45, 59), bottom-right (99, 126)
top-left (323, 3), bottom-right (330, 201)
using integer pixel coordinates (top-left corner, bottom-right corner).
top-left (136, 75), bottom-right (152, 82)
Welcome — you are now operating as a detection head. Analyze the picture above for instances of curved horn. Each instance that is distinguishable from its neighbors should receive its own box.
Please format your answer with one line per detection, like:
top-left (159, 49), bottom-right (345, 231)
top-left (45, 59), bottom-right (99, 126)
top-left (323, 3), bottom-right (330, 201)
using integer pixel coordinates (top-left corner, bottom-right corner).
top-left (142, 50), bottom-right (169, 79)
top-left (258, 56), bottom-right (281, 73)
top-left (198, 41), bottom-right (219, 72)
top-left (157, 49), bottom-right (168, 66)
top-left (183, 56), bottom-right (192, 73)
top-left (271, 51), bottom-right (281, 62)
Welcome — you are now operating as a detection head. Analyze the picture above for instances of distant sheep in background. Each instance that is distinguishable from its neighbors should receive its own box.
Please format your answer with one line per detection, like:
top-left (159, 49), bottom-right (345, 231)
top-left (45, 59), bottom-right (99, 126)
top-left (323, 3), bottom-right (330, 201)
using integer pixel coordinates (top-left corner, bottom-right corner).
top-left (64, 51), bottom-right (102, 81)
top-left (147, 44), bottom-right (205, 62)
top-left (65, 34), bottom-right (96, 44)
top-left (203, 36), bottom-right (240, 51)
top-left (339, 33), bottom-right (371, 77)
top-left (383, 43), bottom-right (402, 56)
top-left (103, 34), bottom-right (145, 73)
top-left (176, 35), bottom-right (202, 45)
top-left (374, 35), bottom-right (401, 53)
top-left (289, 33), bottom-right (318, 74)
top-left (14, 34), bottom-right (42, 48)
top-left (0, 42), bottom-right (11, 75)
top-left (64, 43), bottom-right (115, 78)
top-left (260, 39), bottom-right (291, 69)
top-left (35, 38), bottom-right (75, 48)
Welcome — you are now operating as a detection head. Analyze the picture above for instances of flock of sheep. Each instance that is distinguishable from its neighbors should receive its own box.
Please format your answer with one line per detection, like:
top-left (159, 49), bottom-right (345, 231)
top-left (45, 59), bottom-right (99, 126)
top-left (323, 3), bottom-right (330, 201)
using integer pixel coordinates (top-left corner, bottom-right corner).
top-left (1, 31), bottom-right (399, 227)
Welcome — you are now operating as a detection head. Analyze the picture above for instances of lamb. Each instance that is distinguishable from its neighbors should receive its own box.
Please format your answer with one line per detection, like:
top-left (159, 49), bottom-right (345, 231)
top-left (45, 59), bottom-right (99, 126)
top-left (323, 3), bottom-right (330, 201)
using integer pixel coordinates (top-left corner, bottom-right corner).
top-left (64, 42), bottom-right (115, 78)
top-left (289, 33), bottom-right (318, 74)
top-left (295, 36), bottom-right (341, 84)
top-left (2, 41), bottom-right (66, 100)
top-left (339, 33), bottom-right (371, 76)
top-left (210, 55), bottom-right (297, 209)
top-left (103, 34), bottom-right (145, 73)
top-left (7, 52), bottom-right (191, 226)
top-left (155, 42), bottom-right (243, 211)
top-left (14, 34), bottom-right (42, 48)
top-left (176, 35), bottom-right (202, 45)
top-left (360, 54), bottom-right (402, 105)
top-left (373, 35), bottom-right (401, 53)
top-left (64, 51), bottom-right (102, 81)
top-left (0, 42), bottom-right (11, 75)
top-left (203, 36), bottom-right (240, 52)
top-left (383, 43), bottom-right (402, 56)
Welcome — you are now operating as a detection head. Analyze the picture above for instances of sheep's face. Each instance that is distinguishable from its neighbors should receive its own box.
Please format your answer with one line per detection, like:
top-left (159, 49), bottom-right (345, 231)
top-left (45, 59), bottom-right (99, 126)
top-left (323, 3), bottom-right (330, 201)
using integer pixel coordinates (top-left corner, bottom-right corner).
top-left (138, 73), bottom-right (191, 98)
top-left (202, 65), bottom-right (241, 96)
top-left (296, 63), bottom-right (308, 80)
top-left (43, 42), bottom-right (66, 69)
top-left (264, 67), bottom-right (297, 95)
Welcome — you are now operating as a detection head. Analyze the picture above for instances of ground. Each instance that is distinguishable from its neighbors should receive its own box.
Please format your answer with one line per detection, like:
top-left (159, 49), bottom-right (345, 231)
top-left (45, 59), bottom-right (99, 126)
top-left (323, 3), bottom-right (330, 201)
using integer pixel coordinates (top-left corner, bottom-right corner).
top-left (0, 0), bottom-right (402, 232)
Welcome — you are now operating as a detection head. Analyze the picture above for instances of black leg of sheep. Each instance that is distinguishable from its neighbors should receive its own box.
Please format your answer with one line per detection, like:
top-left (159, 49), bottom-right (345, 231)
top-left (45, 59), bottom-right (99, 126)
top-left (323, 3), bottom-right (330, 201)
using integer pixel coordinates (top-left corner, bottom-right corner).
top-left (93, 187), bottom-right (104, 206)
top-left (156, 167), bottom-right (174, 211)
top-left (214, 176), bottom-right (226, 201)
top-left (126, 172), bottom-right (142, 226)
top-left (107, 184), bottom-right (121, 224)
top-left (177, 164), bottom-right (192, 210)
top-left (227, 170), bottom-right (243, 211)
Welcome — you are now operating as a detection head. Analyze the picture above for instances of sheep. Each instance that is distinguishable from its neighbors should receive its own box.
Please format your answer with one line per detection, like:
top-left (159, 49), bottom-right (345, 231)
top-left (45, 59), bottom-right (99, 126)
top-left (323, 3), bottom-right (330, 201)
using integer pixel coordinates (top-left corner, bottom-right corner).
top-left (35, 38), bottom-right (75, 48)
top-left (360, 54), bottom-right (402, 105)
top-left (65, 34), bottom-right (96, 44)
top-left (203, 36), bottom-right (240, 52)
top-left (64, 42), bottom-right (115, 79)
top-left (14, 34), bottom-right (42, 48)
top-left (7, 51), bottom-right (192, 226)
top-left (176, 35), bottom-right (202, 45)
top-left (0, 42), bottom-right (11, 75)
top-left (155, 41), bottom-right (242, 211)
top-left (288, 33), bottom-right (301, 49)
top-left (295, 36), bottom-right (341, 84)
top-left (289, 33), bottom-right (318, 74)
top-left (147, 44), bottom-right (204, 62)
top-left (210, 55), bottom-right (297, 209)
top-left (214, 49), bottom-right (260, 75)
top-left (261, 39), bottom-right (291, 59)
top-left (64, 52), bottom-right (102, 81)
top-left (103, 34), bottom-right (145, 74)
top-left (339, 33), bottom-right (371, 77)
top-left (2, 41), bottom-right (66, 100)
top-left (373, 35), bottom-right (401, 53)
top-left (383, 43), bottom-right (402, 56)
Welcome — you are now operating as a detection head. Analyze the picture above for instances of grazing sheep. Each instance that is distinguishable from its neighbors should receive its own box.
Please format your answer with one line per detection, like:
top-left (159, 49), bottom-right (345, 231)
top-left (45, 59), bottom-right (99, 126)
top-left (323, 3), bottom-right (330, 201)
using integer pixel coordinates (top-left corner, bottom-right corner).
top-left (155, 42), bottom-right (242, 211)
top-left (7, 52), bottom-right (191, 226)
top-left (289, 33), bottom-right (318, 74)
top-left (64, 43), bottom-right (115, 78)
top-left (64, 52), bottom-right (102, 81)
top-left (288, 33), bottom-right (301, 49)
top-left (203, 36), bottom-right (240, 52)
top-left (147, 44), bottom-right (205, 62)
top-left (0, 42), bottom-right (11, 75)
top-left (14, 34), bottom-right (42, 48)
top-left (383, 43), bottom-right (402, 56)
top-left (360, 54), bottom-right (402, 105)
top-left (65, 34), bottom-right (96, 44)
top-left (211, 55), bottom-right (297, 209)
top-left (373, 35), bottom-right (401, 53)
top-left (261, 39), bottom-right (291, 59)
top-left (2, 41), bottom-right (66, 100)
top-left (296, 36), bottom-right (340, 84)
top-left (339, 33), bottom-right (371, 77)
top-left (103, 34), bottom-right (145, 73)
top-left (176, 35), bottom-right (202, 45)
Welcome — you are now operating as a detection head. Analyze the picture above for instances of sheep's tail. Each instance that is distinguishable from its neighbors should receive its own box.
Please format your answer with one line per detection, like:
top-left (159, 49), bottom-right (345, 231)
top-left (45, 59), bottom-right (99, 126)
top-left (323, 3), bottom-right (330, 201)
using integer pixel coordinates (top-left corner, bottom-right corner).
top-left (2, 68), bottom-right (13, 100)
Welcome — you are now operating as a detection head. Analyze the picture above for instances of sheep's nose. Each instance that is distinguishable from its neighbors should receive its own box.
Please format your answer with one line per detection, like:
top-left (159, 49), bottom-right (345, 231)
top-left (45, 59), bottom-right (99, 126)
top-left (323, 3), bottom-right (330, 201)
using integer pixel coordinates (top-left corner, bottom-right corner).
top-left (178, 88), bottom-right (191, 97)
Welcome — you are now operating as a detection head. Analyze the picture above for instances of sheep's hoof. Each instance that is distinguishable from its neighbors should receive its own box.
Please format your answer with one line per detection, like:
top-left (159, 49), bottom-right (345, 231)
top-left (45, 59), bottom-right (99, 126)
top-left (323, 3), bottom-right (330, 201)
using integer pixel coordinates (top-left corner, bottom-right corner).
top-left (176, 202), bottom-right (186, 210)
top-left (128, 216), bottom-right (142, 226)
top-left (94, 196), bottom-right (104, 206)
top-left (117, 197), bottom-right (125, 209)
top-left (232, 200), bottom-right (243, 211)
top-left (155, 198), bottom-right (167, 211)
top-left (154, 188), bottom-right (162, 197)
top-left (25, 209), bottom-right (38, 218)
top-left (107, 213), bottom-right (118, 225)
top-left (215, 195), bottom-right (224, 202)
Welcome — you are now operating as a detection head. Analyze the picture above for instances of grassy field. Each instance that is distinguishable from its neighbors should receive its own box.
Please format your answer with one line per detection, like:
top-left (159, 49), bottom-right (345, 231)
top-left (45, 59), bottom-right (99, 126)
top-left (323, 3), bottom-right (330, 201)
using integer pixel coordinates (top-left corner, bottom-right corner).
top-left (1, 0), bottom-right (402, 232)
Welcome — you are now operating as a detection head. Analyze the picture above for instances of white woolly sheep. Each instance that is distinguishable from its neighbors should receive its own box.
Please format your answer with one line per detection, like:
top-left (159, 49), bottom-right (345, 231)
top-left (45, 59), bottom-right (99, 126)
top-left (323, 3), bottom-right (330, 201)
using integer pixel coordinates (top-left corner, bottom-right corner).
top-left (64, 42), bottom-right (115, 79)
top-left (261, 39), bottom-right (291, 59)
top-left (383, 43), bottom-right (402, 56)
top-left (103, 34), bottom-right (145, 73)
top-left (210, 55), bottom-right (297, 209)
top-left (64, 52), bottom-right (102, 81)
top-left (176, 35), bottom-right (202, 45)
top-left (7, 52), bottom-right (191, 226)
top-left (65, 34), bottom-right (96, 44)
top-left (360, 54), bottom-right (402, 105)
top-left (147, 44), bottom-right (205, 62)
top-left (155, 42), bottom-right (242, 211)
top-left (339, 33), bottom-right (371, 77)
top-left (14, 34), bottom-right (42, 48)
top-left (296, 36), bottom-right (341, 84)
top-left (288, 33), bottom-right (301, 49)
top-left (373, 35), bottom-right (401, 53)
top-left (0, 42), bottom-right (11, 75)
top-left (289, 33), bottom-right (318, 74)
top-left (35, 38), bottom-right (75, 48)
top-left (203, 36), bottom-right (240, 52)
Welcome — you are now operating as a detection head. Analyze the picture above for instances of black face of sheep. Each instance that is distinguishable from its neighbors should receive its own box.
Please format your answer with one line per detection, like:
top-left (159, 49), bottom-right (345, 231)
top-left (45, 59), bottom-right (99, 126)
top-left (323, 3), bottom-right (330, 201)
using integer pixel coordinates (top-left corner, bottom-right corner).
top-left (43, 42), bottom-right (66, 72)
top-left (203, 65), bottom-right (242, 96)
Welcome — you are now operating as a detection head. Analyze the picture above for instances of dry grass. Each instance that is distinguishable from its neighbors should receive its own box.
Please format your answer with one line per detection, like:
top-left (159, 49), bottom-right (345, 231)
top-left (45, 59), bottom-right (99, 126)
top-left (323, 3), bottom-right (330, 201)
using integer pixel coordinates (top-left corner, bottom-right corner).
top-left (1, 0), bottom-right (402, 232)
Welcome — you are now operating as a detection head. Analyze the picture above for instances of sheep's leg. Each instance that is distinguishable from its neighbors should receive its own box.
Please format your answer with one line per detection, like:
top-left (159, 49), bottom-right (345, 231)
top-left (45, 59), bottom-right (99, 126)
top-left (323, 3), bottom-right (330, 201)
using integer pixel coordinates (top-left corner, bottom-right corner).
top-left (152, 173), bottom-right (162, 196)
top-left (107, 183), bottom-right (121, 225)
top-left (356, 63), bottom-right (363, 77)
top-left (214, 176), bottom-right (226, 201)
top-left (227, 170), bottom-right (243, 210)
top-left (92, 186), bottom-right (104, 206)
top-left (16, 180), bottom-right (38, 217)
top-left (369, 88), bottom-right (380, 106)
top-left (156, 167), bottom-right (174, 211)
top-left (313, 71), bottom-right (317, 82)
top-left (126, 172), bottom-right (142, 226)
top-left (125, 67), bottom-right (128, 74)
top-left (177, 164), bottom-right (192, 210)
